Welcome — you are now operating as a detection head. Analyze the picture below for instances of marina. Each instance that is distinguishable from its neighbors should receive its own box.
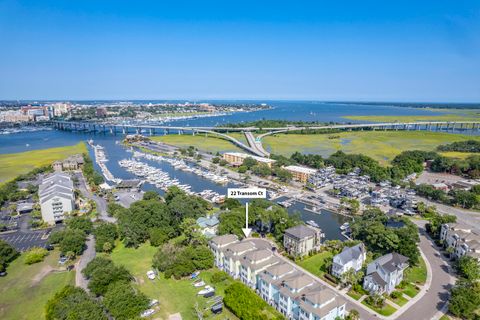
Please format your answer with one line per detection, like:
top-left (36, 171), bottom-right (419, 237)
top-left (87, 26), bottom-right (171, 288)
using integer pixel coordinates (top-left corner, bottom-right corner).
top-left (90, 140), bottom-right (122, 184)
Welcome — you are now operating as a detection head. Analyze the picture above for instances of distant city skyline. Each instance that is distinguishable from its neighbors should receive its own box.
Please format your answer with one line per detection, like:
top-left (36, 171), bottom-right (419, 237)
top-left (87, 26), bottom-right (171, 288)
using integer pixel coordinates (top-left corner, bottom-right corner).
top-left (1, 0), bottom-right (479, 102)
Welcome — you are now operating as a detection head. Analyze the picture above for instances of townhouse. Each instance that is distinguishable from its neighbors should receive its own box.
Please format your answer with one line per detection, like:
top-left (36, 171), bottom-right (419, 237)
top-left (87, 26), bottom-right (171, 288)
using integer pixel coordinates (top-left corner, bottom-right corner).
top-left (440, 223), bottom-right (480, 260)
top-left (209, 235), bottom-right (346, 320)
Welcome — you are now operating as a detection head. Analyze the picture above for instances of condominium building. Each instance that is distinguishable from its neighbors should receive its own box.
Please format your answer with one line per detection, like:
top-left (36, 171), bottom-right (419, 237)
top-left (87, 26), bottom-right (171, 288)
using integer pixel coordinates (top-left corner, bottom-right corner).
top-left (209, 236), bottom-right (346, 320)
top-left (222, 152), bottom-right (276, 168)
top-left (440, 223), bottom-right (480, 260)
top-left (283, 165), bottom-right (317, 183)
top-left (39, 172), bottom-right (75, 224)
top-left (284, 225), bottom-right (324, 258)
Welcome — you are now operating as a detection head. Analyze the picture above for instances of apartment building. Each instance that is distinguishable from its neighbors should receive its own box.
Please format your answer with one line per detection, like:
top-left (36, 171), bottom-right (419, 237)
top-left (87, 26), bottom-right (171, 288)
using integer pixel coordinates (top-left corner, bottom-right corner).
top-left (440, 223), bottom-right (480, 260)
top-left (283, 165), bottom-right (317, 183)
top-left (209, 236), bottom-right (346, 320)
top-left (39, 172), bottom-right (75, 225)
top-left (284, 225), bottom-right (324, 258)
top-left (222, 152), bottom-right (276, 168)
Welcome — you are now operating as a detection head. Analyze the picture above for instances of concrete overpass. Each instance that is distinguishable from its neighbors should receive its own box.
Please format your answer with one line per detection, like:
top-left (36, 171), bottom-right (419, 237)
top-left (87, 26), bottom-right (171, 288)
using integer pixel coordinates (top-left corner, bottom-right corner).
top-left (50, 120), bottom-right (480, 157)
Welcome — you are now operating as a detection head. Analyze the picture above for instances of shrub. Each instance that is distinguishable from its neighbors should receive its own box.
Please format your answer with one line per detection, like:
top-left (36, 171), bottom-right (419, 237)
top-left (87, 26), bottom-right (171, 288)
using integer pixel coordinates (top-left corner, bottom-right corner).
top-left (24, 247), bottom-right (49, 265)
top-left (390, 291), bottom-right (402, 299)
top-left (210, 270), bottom-right (229, 284)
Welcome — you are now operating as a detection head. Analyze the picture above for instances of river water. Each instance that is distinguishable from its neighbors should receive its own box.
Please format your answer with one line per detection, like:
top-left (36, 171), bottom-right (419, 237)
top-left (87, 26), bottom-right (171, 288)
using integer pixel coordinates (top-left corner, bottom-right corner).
top-left (0, 101), bottom-right (461, 239)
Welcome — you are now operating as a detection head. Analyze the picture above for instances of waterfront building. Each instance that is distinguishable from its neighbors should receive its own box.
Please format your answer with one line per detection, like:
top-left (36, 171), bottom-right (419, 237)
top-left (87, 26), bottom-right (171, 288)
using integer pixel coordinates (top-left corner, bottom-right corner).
top-left (39, 172), bottom-right (75, 224)
top-left (331, 243), bottom-right (366, 278)
top-left (363, 253), bottom-right (409, 295)
top-left (283, 225), bottom-right (323, 258)
top-left (52, 154), bottom-right (84, 172)
top-left (209, 236), bottom-right (346, 320)
top-left (283, 165), bottom-right (317, 183)
top-left (222, 152), bottom-right (276, 168)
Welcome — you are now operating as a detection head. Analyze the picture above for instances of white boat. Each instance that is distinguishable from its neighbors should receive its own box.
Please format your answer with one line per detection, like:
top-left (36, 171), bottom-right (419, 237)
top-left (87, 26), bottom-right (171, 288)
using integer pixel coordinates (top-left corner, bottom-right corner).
top-left (340, 222), bottom-right (350, 231)
top-left (198, 285), bottom-right (214, 295)
top-left (193, 280), bottom-right (206, 287)
top-left (306, 220), bottom-right (320, 228)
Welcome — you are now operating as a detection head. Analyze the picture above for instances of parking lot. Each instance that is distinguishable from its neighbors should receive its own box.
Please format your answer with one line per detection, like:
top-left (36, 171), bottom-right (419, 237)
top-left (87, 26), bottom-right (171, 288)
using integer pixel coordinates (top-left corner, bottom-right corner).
top-left (0, 230), bottom-right (50, 252)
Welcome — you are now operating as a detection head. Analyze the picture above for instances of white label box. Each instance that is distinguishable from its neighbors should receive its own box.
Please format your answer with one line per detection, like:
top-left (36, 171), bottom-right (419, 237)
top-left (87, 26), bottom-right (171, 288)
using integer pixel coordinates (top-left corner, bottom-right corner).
top-left (227, 188), bottom-right (266, 199)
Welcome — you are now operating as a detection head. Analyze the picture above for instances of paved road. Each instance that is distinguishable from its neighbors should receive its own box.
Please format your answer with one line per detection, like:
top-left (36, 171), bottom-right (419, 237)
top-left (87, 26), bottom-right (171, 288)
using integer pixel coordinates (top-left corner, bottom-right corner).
top-left (75, 234), bottom-right (96, 290)
top-left (416, 196), bottom-right (480, 231)
top-left (75, 172), bottom-right (116, 223)
top-left (396, 222), bottom-right (455, 320)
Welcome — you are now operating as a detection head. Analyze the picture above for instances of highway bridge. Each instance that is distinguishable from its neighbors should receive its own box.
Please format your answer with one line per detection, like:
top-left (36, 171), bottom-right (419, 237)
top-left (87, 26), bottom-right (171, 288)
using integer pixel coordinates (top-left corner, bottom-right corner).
top-left (50, 120), bottom-right (480, 158)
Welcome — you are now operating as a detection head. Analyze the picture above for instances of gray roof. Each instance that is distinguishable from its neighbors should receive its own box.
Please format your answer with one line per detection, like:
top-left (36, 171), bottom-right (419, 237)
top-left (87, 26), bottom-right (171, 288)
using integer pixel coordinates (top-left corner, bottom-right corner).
top-left (210, 234), bottom-right (238, 247)
top-left (369, 252), bottom-right (409, 274)
top-left (333, 243), bottom-right (365, 265)
top-left (265, 263), bottom-right (295, 278)
top-left (285, 225), bottom-right (317, 240)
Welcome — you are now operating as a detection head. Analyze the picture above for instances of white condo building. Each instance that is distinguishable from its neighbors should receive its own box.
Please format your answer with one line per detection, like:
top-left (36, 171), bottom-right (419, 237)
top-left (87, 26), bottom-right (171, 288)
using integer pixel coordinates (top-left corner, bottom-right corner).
top-left (209, 235), bottom-right (346, 320)
top-left (39, 172), bottom-right (75, 224)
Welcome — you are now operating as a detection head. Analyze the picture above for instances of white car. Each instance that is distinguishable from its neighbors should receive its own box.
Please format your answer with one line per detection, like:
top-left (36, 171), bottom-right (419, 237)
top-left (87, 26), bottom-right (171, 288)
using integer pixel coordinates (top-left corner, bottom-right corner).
top-left (140, 309), bottom-right (156, 318)
top-left (146, 270), bottom-right (156, 280)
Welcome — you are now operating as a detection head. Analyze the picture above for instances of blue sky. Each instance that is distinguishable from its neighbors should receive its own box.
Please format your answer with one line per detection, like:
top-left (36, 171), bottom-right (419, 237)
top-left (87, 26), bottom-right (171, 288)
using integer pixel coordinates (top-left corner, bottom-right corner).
top-left (0, 0), bottom-right (479, 101)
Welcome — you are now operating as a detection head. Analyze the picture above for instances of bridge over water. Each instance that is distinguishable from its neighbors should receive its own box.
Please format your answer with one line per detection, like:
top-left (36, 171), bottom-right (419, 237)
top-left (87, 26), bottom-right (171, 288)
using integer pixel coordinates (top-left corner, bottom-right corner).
top-left (51, 120), bottom-right (480, 158)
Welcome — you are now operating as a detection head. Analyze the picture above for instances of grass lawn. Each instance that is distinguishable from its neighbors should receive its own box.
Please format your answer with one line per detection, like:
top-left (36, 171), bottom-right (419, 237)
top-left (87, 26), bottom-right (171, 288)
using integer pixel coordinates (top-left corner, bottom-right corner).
top-left (109, 242), bottom-right (239, 320)
top-left (0, 250), bottom-right (75, 320)
top-left (387, 292), bottom-right (409, 306)
top-left (347, 289), bottom-right (364, 301)
top-left (0, 142), bottom-right (87, 185)
top-left (404, 258), bottom-right (427, 285)
top-left (343, 109), bottom-right (480, 123)
top-left (401, 283), bottom-right (420, 298)
top-left (151, 134), bottom-right (242, 154)
top-left (361, 300), bottom-right (397, 316)
top-left (297, 251), bottom-right (333, 278)
top-left (261, 131), bottom-right (480, 164)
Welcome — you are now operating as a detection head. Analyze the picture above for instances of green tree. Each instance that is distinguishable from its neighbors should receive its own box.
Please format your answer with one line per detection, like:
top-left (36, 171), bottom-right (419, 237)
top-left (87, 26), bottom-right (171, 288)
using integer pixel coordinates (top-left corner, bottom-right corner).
top-left (149, 227), bottom-right (170, 247)
top-left (242, 157), bottom-right (258, 169)
top-left (83, 257), bottom-right (132, 296)
top-left (449, 280), bottom-right (480, 319)
top-left (24, 247), bottom-right (49, 265)
top-left (456, 256), bottom-right (480, 281)
top-left (94, 222), bottom-right (118, 252)
top-left (103, 281), bottom-right (149, 320)
top-left (66, 216), bottom-right (93, 234)
top-left (45, 285), bottom-right (107, 320)
top-left (0, 239), bottom-right (19, 272)
top-left (142, 190), bottom-right (160, 201)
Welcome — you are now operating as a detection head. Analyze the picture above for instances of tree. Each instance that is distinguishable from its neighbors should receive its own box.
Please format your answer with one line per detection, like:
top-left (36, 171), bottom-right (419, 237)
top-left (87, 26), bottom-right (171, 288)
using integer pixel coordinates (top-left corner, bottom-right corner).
top-left (180, 217), bottom-right (204, 245)
top-left (223, 282), bottom-right (282, 320)
top-left (0, 239), bottom-right (19, 272)
top-left (45, 285), bottom-right (107, 320)
top-left (149, 227), bottom-right (169, 246)
top-left (94, 222), bottom-right (118, 252)
top-left (456, 256), bottom-right (480, 281)
top-left (347, 309), bottom-right (360, 320)
top-left (66, 216), bottom-right (93, 234)
top-left (83, 257), bottom-right (132, 296)
top-left (449, 280), bottom-right (480, 319)
top-left (102, 242), bottom-right (113, 253)
top-left (242, 157), bottom-right (258, 169)
top-left (24, 247), bottom-right (49, 265)
top-left (273, 167), bottom-right (293, 182)
top-left (142, 190), bottom-right (160, 201)
top-left (251, 164), bottom-right (272, 177)
top-left (49, 229), bottom-right (87, 256)
top-left (103, 281), bottom-right (149, 320)
top-left (238, 165), bottom-right (247, 173)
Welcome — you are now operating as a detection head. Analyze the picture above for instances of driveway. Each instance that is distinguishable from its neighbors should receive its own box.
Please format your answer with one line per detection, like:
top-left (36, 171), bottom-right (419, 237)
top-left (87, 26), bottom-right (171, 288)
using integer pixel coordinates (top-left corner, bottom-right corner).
top-left (75, 172), bottom-right (116, 223)
top-left (75, 234), bottom-right (96, 290)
